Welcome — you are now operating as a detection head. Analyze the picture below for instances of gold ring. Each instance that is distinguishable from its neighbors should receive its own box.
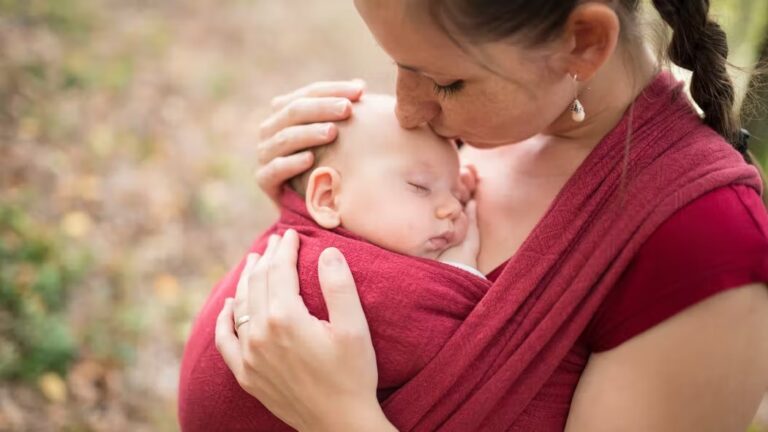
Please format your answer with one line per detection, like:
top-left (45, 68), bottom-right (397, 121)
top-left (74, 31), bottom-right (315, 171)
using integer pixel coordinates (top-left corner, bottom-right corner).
top-left (235, 315), bottom-right (251, 331)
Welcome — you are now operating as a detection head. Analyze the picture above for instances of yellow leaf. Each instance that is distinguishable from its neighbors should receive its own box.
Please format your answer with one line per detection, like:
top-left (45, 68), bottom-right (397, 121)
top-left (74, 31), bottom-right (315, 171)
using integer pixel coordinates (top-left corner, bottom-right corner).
top-left (38, 372), bottom-right (68, 403)
top-left (153, 273), bottom-right (180, 302)
top-left (60, 211), bottom-right (92, 238)
top-left (88, 125), bottom-right (115, 157)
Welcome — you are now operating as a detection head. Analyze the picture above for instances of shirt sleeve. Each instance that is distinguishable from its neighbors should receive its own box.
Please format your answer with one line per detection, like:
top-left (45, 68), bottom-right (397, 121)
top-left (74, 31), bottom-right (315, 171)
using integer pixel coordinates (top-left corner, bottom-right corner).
top-left (584, 184), bottom-right (768, 352)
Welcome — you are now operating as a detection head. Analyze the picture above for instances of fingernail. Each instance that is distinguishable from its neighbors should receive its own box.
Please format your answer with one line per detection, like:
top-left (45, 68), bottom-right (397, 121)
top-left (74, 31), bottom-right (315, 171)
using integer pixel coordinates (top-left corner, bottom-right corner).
top-left (322, 247), bottom-right (343, 267)
top-left (334, 100), bottom-right (349, 116)
top-left (322, 123), bottom-right (334, 138)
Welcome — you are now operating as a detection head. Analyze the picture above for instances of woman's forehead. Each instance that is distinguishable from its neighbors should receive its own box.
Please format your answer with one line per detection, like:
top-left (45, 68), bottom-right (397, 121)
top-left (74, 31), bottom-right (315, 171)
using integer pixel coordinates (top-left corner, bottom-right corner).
top-left (355, 0), bottom-right (475, 76)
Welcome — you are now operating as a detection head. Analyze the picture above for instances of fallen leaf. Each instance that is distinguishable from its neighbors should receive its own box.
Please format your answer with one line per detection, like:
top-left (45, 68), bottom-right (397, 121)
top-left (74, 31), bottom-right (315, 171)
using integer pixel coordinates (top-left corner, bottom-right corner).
top-left (60, 211), bottom-right (92, 238)
top-left (38, 373), bottom-right (67, 404)
top-left (153, 273), bottom-right (180, 302)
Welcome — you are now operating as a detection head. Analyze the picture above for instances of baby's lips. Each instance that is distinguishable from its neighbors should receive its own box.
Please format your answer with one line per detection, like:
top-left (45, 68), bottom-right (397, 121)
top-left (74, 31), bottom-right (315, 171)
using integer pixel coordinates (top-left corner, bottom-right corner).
top-left (427, 235), bottom-right (450, 251)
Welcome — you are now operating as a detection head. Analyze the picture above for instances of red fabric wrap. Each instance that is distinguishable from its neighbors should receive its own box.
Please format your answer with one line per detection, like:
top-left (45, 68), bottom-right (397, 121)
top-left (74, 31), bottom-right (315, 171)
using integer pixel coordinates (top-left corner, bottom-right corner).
top-left (178, 73), bottom-right (763, 431)
top-left (179, 189), bottom-right (491, 431)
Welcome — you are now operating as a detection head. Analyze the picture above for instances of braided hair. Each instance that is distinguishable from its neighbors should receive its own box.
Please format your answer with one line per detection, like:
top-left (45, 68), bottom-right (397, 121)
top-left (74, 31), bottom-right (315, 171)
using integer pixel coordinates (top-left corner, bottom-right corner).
top-left (650, 0), bottom-right (742, 150)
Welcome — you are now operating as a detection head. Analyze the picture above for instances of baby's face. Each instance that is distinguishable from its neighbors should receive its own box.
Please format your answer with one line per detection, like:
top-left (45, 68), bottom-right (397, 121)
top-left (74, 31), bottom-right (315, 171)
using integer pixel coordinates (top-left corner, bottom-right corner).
top-left (331, 96), bottom-right (467, 259)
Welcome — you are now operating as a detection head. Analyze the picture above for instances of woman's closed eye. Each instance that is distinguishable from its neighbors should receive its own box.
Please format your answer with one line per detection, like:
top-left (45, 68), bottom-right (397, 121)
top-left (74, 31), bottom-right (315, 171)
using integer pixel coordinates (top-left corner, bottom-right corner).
top-left (408, 182), bottom-right (431, 195)
top-left (432, 80), bottom-right (464, 98)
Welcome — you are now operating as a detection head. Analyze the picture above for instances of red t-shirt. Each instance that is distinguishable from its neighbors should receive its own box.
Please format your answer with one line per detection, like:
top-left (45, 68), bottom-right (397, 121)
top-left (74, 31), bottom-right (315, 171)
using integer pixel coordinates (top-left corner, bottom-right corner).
top-left (488, 184), bottom-right (768, 429)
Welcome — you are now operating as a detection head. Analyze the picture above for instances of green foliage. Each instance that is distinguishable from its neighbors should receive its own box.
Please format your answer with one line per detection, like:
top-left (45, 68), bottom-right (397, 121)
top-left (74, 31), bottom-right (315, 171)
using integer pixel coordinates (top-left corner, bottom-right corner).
top-left (0, 204), bottom-right (88, 380)
top-left (0, 0), bottom-right (93, 38)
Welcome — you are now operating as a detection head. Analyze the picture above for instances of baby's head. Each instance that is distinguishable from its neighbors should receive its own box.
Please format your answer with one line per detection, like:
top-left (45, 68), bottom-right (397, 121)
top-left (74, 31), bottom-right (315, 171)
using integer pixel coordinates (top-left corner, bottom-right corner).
top-left (291, 95), bottom-right (467, 259)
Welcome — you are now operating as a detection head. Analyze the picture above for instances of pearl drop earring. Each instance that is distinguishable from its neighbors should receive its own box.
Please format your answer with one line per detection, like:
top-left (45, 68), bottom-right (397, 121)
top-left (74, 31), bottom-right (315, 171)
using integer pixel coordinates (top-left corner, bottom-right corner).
top-left (570, 74), bottom-right (586, 123)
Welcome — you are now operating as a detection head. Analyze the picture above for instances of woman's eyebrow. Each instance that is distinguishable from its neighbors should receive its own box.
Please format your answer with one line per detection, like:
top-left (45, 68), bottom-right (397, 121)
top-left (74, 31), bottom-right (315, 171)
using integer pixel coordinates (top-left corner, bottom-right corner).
top-left (397, 62), bottom-right (456, 78)
top-left (396, 63), bottom-right (421, 73)
top-left (397, 63), bottom-right (447, 76)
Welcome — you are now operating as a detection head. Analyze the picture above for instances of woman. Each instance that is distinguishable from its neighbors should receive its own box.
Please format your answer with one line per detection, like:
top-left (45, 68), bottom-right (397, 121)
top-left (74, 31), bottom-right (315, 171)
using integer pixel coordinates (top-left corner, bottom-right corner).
top-left (183, 0), bottom-right (768, 430)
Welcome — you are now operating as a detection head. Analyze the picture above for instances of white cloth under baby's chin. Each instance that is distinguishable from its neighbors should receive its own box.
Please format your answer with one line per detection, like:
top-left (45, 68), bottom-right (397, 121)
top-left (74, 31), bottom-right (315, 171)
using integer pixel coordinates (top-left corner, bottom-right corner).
top-left (443, 261), bottom-right (487, 279)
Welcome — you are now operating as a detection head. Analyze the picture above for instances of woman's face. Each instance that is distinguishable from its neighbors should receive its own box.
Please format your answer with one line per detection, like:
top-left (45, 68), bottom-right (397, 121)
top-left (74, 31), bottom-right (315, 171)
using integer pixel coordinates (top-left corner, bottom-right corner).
top-left (355, 0), bottom-right (576, 148)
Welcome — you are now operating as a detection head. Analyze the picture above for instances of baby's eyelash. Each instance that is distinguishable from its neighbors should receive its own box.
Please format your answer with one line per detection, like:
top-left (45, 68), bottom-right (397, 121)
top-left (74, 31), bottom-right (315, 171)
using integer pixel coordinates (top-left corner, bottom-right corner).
top-left (408, 182), bottom-right (431, 194)
top-left (433, 80), bottom-right (464, 98)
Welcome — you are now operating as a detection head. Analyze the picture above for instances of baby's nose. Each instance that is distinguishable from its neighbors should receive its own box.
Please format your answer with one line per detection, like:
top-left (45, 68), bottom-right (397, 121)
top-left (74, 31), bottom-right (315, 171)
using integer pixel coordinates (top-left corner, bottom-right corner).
top-left (436, 196), bottom-right (462, 220)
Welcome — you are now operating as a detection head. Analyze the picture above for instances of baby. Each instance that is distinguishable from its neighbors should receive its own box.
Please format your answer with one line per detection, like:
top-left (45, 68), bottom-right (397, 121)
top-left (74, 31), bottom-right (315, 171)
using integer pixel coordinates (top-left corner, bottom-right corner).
top-left (287, 94), bottom-right (481, 276)
top-left (179, 96), bottom-right (490, 432)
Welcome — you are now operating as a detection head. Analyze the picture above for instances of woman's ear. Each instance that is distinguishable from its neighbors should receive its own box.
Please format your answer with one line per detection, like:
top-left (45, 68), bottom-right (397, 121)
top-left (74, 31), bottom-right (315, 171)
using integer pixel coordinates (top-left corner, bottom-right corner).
top-left (305, 167), bottom-right (343, 229)
top-left (556, 2), bottom-right (621, 81)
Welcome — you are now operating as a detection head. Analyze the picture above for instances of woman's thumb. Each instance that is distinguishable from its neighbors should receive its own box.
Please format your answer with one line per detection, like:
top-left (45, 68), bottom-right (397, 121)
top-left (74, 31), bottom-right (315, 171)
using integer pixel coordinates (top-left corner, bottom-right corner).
top-left (318, 248), bottom-right (369, 333)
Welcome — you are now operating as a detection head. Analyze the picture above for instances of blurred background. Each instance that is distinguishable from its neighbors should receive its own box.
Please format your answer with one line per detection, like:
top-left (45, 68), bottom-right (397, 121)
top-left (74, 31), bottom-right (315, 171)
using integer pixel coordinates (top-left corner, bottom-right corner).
top-left (0, 0), bottom-right (767, 431)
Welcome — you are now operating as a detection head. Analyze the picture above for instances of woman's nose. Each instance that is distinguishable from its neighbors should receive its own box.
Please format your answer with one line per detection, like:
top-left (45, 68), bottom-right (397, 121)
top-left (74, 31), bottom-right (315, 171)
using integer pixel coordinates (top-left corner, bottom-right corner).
top-left (395, 72), bottom-right (441, 129)
top-left (436, 196), bottom-right (462, 221)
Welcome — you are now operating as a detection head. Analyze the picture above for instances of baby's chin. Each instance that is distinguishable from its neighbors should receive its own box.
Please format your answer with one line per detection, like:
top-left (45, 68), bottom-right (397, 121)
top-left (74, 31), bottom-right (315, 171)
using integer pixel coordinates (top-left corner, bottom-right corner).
top-left (368, 235), bottom-right (463, 260)
top-left (384, 242), bottom-right (442, 260)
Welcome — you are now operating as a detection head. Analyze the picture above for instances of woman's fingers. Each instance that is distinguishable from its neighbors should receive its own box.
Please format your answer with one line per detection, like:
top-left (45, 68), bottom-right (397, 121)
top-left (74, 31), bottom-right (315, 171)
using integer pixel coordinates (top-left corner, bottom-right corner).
top-left (464, 200), bottom-right (480, 246)
top-left (266, 230), bottom-right (303, 312)
top-left (258, 97), bottom-right (352, 142)
top-left (254, 81), bottom-right (364, 204)
top-left (457, 163), bottom-right (479, 204)
top-left (255, 152), bottom-right (315, 202)
top-left (317, 248), bottom-right (369, 335)
top-left (256, 122), bottom-right (338, 166)
top-left (215, 298), bottom-right (244, 377)
top-left (240, 235), bottom-right (280, 341)
top-left (234, 253), bottom-right (259, 316)
top-left (465, 199), bottom-right (478, 224)
top-left (270, 80), bottom-right (365, 111)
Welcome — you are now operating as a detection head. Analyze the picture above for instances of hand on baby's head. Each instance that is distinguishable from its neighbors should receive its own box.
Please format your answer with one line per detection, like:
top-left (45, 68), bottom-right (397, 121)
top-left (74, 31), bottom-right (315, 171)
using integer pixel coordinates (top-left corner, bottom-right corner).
top-left (291, 94), bottom-right (473, 262)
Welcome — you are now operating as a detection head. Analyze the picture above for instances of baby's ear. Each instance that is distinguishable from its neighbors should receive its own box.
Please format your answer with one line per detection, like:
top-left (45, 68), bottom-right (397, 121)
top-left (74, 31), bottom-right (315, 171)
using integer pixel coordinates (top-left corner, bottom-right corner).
top-left (305, 167), bottom-right (342, 229)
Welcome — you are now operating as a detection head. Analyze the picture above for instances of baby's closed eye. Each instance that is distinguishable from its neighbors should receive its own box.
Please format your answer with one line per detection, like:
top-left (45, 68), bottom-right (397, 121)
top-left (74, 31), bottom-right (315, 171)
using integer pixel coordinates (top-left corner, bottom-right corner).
top-left (408, 182), bottom-right (431, 195)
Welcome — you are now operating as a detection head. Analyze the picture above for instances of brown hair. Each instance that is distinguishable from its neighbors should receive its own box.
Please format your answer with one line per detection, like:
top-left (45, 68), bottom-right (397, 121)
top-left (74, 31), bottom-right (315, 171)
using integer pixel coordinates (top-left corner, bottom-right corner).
top-left (427, 0), bottom-right (746, 152)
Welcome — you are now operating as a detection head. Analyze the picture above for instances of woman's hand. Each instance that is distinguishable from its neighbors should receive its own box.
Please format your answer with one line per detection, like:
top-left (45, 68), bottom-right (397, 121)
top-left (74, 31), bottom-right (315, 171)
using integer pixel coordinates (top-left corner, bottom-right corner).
top-left (215, 230), bottom-right (396, 432)
top-left (456, 163), bottom-right (479, 205)
top-left (439, 200), bottom-right (480, 269)
top-left (439, 163), bottom-right (480, 268)
top-left (256, 81), bottom-right (366, 203)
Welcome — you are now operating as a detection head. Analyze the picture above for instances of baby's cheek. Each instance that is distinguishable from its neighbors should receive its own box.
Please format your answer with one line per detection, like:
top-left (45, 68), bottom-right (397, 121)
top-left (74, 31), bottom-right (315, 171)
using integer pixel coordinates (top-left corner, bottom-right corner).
top-left (376, 218), bottom-right (427, 257)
